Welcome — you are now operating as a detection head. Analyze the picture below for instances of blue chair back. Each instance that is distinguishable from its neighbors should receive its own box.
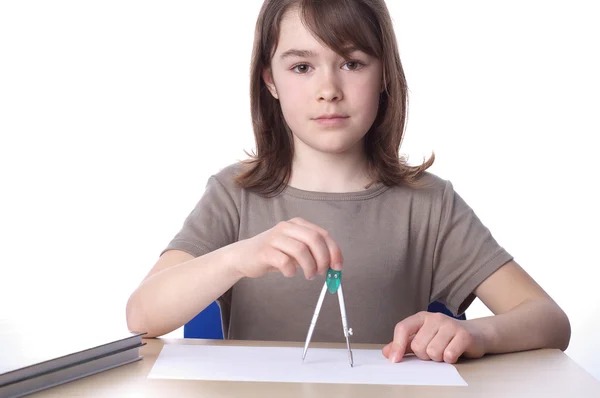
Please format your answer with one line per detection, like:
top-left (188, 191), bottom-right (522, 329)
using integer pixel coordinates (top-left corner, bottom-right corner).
top-left (427, 301), bottom-right (466, 320)
top-left (184, 301), bottom-right (465, 339)
top-left (184, 301), bottom-right (223, 339)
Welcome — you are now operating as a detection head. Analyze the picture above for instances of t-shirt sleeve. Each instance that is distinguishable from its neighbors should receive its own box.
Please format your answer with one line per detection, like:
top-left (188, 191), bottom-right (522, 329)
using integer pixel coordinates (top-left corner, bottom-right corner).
top-left (161, 175), bottom-right (240, 258)
top-left (429, 180), bottom-right (513, 317)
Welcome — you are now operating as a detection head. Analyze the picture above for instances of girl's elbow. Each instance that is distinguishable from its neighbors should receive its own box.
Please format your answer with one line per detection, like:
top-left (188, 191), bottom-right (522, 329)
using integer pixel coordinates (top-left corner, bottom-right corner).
top-left (559, 312), bottom-right (571, 351)
top-left (126, 294), bottom-right (149, 335)
top-left (553, 304), bottom-right (571, 351)
top-left (125, 295), bottom-right (170, 338)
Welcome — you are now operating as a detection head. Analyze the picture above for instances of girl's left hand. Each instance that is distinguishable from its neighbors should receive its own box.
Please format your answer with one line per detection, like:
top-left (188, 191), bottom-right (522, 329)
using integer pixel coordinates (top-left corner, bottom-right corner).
top-left (382, 311), bottom-right (487, 364)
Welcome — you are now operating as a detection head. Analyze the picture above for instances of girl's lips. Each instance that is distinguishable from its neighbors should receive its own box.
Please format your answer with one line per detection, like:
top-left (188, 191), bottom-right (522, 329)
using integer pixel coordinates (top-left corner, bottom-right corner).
top-left (313, 117), bottom-right (349, 126)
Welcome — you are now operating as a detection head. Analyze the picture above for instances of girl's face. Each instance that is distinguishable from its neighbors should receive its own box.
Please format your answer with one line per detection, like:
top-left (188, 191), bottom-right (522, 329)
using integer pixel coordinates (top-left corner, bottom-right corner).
top-left (263, 8), bottom-right (383, 156)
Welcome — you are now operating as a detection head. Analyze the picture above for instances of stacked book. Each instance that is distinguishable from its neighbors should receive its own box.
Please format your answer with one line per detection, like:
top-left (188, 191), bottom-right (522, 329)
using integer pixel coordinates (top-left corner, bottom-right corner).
top-left (0, 321), bottom-right (145, 398)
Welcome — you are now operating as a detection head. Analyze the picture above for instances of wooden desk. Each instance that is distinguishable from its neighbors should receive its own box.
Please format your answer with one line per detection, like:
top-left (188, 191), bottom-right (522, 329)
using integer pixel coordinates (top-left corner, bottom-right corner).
top-left (29, 338), bottom-right (600, 397)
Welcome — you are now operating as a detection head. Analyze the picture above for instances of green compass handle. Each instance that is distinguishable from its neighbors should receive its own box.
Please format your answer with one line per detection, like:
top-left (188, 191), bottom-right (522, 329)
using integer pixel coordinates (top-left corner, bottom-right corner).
top-left (326, 268), bottom-right (342, 294)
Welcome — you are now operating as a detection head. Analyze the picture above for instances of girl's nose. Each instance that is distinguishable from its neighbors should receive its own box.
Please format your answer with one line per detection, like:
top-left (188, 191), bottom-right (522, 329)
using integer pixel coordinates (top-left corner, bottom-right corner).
top-left (316, 72), bottom-right (343, 102)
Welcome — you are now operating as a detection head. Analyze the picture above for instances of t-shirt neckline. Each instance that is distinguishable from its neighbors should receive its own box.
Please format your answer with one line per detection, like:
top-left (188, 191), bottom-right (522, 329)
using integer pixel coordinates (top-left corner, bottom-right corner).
top-left (282, 182), bottom-right (390, 201)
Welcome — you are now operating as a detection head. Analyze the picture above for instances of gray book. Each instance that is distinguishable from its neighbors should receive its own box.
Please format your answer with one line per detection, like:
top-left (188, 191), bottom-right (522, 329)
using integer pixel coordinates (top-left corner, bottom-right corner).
top-left (0, 344), bottom-right (144, 398)
top-left (0, 323), bottom-right (146, 397)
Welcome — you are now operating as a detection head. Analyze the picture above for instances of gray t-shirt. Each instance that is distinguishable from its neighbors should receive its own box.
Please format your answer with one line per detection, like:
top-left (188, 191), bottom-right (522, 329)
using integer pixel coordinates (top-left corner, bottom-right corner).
top-left (162, 163), bottom-right (513, 344)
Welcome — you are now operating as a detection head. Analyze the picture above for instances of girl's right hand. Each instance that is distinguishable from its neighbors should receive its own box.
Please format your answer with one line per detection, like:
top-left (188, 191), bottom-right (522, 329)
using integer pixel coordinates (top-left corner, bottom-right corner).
top-left (231, 217), bottom-right (344, 280)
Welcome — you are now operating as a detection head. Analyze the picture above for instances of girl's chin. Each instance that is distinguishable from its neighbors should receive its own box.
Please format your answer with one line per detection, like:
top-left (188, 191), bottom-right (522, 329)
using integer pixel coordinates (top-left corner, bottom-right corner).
top-left (292, 131), bottom-right (366, 156)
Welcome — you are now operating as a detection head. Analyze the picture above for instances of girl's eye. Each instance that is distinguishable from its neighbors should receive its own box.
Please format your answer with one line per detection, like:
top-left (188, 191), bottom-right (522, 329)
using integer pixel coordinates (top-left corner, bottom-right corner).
top-left (292, 64), bottom-right (311, 74)
top-left (343, 60), bottom-right (364, 71)
top-left (291, 60), bottom-right (364, 74)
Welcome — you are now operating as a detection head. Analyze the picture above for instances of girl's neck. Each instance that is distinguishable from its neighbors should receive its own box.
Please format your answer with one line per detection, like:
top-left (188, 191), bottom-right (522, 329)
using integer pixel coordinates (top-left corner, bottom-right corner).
top-left (287, 141), bottom-right (374, 193)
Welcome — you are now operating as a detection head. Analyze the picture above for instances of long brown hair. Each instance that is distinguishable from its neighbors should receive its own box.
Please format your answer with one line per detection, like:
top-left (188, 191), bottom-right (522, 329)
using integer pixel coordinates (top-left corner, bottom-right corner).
top-left (235, 0), bottom-right (434, 196)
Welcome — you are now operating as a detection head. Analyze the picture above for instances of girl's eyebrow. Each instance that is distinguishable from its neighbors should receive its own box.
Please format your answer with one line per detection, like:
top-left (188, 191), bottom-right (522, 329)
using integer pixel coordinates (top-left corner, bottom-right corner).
top-left (280, 49), bottom-right (317, 60)
top-left (279, 46), bottom-right (359, 61)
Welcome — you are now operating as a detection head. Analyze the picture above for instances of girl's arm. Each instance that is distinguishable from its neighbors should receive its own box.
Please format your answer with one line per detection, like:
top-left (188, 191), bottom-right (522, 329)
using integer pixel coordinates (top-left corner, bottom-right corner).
top-left (126, 246), bottom-right (243, 338)
top-left (383, 260), bottom-right (571, 363)
top-left (467, 260), bottom-right (571, 353)
top-left (126, 217), bottom-right (344, 338)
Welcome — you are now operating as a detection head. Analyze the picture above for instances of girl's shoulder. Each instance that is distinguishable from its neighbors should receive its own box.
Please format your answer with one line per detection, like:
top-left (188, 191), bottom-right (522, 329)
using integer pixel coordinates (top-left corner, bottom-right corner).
top-left (382, 171), bottom-right (466, 216)
top-left (392, 170), bottom-right (452, 199)
top-left (212, 161), bottom-right (246, 184)
top-left (204, 161), bottom-right (247, 196)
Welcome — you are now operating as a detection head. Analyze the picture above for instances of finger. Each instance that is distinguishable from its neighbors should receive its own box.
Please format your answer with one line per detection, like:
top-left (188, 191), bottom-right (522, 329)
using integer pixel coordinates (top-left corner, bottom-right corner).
top-left (381, 334), bottom-right (415, 362)
top-left (288, 218), bottom-right (344, 272)
top-left (265, 259), bottom-right (300, 275)
top-left (382, 338), bottom-right (414, 358)
top-left (443, 330), bottom-right (472, 364)
top-left (389, 312), bottom-right (427, 363)
top-left (382, 342), bottom-right (392, 357)
top-left (266, 248), bottom-right (297, 277)
top-left (425, 326), bottom-right (455, 362)
top-left (270, 235), bottom-right (317, 279)
top-left (384, 335), bottom-right (416, 361)
top-left (410, 320), bottom-right (441, 361)
top-left (282, 220), bottom-right (333, 275)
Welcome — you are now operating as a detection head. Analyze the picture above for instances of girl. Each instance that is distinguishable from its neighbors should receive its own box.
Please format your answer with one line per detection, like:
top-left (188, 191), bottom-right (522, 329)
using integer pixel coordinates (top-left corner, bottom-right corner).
top-left (126, 0), bottom-right (570, 364)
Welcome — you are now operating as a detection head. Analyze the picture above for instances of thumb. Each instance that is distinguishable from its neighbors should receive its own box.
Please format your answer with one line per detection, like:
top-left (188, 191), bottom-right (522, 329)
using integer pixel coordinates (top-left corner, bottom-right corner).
top-left (382, 342), bottom-right (393, 358)
top-left (382, 339), bottom-right (415, 359)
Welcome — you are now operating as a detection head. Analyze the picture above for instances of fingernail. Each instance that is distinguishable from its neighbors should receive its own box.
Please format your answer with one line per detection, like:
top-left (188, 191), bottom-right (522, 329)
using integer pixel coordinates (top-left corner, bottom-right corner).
top-left (389, 352), bottom-right (398, 363)
top-left (332, 263), bottom-right (342, 270)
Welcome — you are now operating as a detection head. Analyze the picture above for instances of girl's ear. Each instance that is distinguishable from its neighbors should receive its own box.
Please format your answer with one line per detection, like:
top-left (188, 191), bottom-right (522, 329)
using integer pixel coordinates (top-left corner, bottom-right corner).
top-left (262, 68), bottom-right (279, 99)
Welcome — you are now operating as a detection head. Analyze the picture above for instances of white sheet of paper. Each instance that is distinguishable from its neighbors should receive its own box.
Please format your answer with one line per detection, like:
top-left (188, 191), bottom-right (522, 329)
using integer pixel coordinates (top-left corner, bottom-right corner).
top-left (148, 344), bottom-right (467, 386)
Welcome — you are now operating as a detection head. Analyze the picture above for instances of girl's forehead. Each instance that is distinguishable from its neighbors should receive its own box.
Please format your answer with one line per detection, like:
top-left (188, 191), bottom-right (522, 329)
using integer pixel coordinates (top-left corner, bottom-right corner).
top-left (275, 8), bottom-right (362, 58)
top-left (277, 8), bottom-right (314, 47)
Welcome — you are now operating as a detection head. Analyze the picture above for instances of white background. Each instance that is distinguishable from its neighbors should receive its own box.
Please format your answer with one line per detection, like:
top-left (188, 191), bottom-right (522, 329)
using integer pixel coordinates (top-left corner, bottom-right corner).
top-left (1, 0), bottom-right (598, 381)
